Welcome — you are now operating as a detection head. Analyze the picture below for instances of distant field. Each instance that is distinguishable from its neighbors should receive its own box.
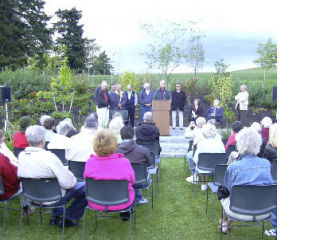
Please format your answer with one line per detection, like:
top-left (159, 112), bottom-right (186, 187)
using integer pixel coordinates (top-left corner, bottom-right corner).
top-left (87, 66), bottom-right (277, 89)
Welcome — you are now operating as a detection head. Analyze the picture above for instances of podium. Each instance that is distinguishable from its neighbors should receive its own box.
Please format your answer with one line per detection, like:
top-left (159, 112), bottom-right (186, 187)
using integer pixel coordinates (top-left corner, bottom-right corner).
top-left (152, 100), bottom-right (170, 136)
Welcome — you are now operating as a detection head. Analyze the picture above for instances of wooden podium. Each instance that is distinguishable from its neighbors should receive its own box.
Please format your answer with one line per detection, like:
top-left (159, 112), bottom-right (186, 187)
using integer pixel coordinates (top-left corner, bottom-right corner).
top-left (152, 100), bottom-right (170, 136)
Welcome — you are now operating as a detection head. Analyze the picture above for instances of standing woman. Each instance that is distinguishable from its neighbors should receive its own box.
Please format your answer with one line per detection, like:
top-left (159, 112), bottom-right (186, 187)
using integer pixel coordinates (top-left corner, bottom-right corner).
top-left (189, 98), bottom-right (204, 123)
top-left (235, 84), bottom-right (249, 126)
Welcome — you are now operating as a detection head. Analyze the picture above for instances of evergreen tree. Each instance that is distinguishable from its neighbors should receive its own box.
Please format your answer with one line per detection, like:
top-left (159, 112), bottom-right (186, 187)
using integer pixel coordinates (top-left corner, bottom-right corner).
top-left (54, 8), bottom-right (86, 73)
top-left (0, 0), bottom-right (52, 71)
top-left (92, 51), bottom-right (114, 75)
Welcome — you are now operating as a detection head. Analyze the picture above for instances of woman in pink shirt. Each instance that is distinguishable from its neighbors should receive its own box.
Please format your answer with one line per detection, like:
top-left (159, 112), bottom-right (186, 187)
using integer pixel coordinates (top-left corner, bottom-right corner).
top-left (84, 130), bottom-right (135, 219)
top-left (225, 121), bottom-right (243, 151)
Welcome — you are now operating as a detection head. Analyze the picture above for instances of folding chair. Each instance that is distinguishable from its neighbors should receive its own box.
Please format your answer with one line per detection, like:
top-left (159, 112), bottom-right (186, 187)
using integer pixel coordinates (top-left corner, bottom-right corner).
top-left (0, 176), bottom-right (22, 236)
top-left (207, 164), bottom-right (228, 221)
top-left (49, 149), bottom-right (68, 166)
top-left (194, 153), bottom-right (227, 198)
top-left (147, 152), bottom-right (159, 198)
top-left (131, 163), bottom-right (152, 218)
top-left (19, 178), bottom-right (67, 240)
top-left (68, 161), bottom-right (86, 182)
top-left (220, 185), bottom-right (277, 240)
top-left (271, 163), bottom-right (277, 182)
top-left (82, 178), bottom-right (135, 240)
top-left (14, 148), bottom-right (25, 158)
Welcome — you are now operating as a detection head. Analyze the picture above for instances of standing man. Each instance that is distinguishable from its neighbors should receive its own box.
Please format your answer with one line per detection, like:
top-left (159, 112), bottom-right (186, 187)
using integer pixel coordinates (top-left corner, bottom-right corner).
top-left (138, 83), bottom-right (154, 121)
top-left (153, 80), bottom-right (172, 100)
top-left (171, 83), bottom-right (186, 130)
top-left (121, 84), bottom-right (138, 127)
top-left (96, 81), bottom-right (110, 128)
top-left (235, 84), bottom-right (249, 126)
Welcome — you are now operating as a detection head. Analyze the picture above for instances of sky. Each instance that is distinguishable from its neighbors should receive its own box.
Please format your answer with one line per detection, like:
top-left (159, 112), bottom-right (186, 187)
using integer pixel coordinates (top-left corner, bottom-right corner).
top-left (44, 0), bottom-right (277, 74)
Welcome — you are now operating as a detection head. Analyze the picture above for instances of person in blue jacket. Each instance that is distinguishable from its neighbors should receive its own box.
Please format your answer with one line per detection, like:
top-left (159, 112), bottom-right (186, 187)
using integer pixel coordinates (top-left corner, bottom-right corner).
top-left (138, 83), bottom-right (154, 121)
top-left (206, 99), bottom-right (224, 124)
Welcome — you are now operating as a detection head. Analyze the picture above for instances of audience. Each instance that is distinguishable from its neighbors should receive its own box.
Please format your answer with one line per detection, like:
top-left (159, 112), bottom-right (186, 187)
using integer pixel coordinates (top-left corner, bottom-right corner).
top-left (47, 119), bottom-right (72, 150)
top-left (136, 112), bottom-right (161, 155)
top-left (225, 121), bottom-right (243, 152)
top-left (43, 117), bottom-right (57, 143)
top-left (66, 114), bottom-right (99, 163)
top-left (263, 123), bottom-right (277, 164)
top-left (187, 124), bottom-right (225, 191)
top-left (261, 117), bottom-right (273, 143)
top-left (117, 125), bottom-right (152, 205)
top-left (39, 115), bottom-right (50, 127)
top-left (206, 99), bottom-right (224, 124)
top-left (13, 116), bottom-right (32, 153)
top-left (0, 130), bottom-right (18, 166)
top-left (108, 112), bottom-right (124, 144)
top-left (219, 128), bottom-right (274, 234)
top-left (250, 121), bottom-right (267, 157)
top-left (18, 125), bottom-right (87, 227)
top-left (84, 130), bottom-right (135, 220)
top-left (62, 118), bottom-right (78, 138)
top-left (189, 98), bottom-right (204, 123)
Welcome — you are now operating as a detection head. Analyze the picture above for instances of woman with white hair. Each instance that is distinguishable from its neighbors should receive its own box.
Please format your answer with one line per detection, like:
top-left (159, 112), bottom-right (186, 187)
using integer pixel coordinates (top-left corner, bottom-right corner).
top-left (263, 123), bottom-right (277, 164)
top-left (108, 112), bottom-right (124, 144)
top-left (250, 121), bottom-right (266, 157)
top-left (261, 116), bottom-right (273, 142)
top-left (219, 127), bottom-right (274, 234)
top-left (186, 123), bottom-right (225, 191)
top-left (235, 84), bottom-right (249, 126)
top-left (47, 119), bottom-right (73, 150)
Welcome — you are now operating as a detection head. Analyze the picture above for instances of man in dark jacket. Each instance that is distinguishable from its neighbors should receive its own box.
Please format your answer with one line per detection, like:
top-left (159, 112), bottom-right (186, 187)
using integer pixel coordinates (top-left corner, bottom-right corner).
top-left (135, 112), bottom-right (161, 155)
top-left (109, 84), bottom-right (122, 111)
top-left (117, 125), bottom-right (152, 205)
top-left (171, 83), bottom-right (186, 130)
top-left (153, 80), bottom-right (172, 100)
top-left (95, 81), bottom-right (110, 128)
top-left (121, 84), bottom-right (138, 127)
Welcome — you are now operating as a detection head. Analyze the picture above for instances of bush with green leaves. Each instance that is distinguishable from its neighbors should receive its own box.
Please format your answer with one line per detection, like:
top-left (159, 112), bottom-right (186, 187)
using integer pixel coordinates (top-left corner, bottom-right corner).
top-left (118, 71), bottom-right (140, 92)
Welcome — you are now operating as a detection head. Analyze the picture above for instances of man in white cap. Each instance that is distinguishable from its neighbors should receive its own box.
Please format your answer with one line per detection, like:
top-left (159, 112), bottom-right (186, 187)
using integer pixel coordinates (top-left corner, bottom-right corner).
top-left (95, 81), bottom-right (110, 128)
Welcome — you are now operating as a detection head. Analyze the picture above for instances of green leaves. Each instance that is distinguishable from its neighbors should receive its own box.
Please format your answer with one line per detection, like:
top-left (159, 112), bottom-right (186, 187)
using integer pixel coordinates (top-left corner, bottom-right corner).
top-left (253, 38), bottom-right (277, 69)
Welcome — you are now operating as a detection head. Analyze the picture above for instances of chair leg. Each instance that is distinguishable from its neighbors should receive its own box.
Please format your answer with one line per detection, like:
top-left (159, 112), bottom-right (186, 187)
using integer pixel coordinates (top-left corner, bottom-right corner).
top-left (62, 207), bottom-right (65, 240)
top-left (19, 206), bottom-right (24, 239)
top-left (2, 202), bottom-right (8, 236)
top-left (220, 209), bottom-right (223, 240)
top-left (205, 188), bottom-right (208, 215)
top-left (82, 209), bottom-right (86, 240)
top-left (147, 189), bottom-right (150, 219)
top-left (134, 210), bottom-right (136, 231)
top-left (262, 221), bottom-right (265, 240)
top-left (211, 192), bottom-right (214, 222)
top-left (39, 207), bottom-right (43, 225)
top-left (129, 211), bottom-right (132, 240)
top-left (94, 211), bottom-right (98, 233)
top-left (151, 183), bottom-right (154, 209)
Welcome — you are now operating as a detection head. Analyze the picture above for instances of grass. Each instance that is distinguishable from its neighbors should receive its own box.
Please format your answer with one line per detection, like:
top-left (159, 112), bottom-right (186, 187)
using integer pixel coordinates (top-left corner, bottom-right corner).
top-left (1, 158), bottom-right (272, 239)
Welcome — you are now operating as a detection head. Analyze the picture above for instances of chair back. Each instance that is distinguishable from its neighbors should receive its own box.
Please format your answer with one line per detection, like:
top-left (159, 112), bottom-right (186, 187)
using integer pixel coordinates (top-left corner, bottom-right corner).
top-left (136, 140), bottom-right (159, 157)
top-left (148, 152), bottom-right (156, 169)
top-left (0, 176), bottom-right (4, 196)
top-left (20, 178), bottom-right (62, 203)
top-left (68, 161), bottom-right (86, 181)
top-left (188, 140), bottom-right (194, 152)
top-left (49, 149), bottom-right (67, 166)
top-left (14, 148), bottom-right (25, 158)
top-left (44, 141), bottom-right (49, 150)
top-left (226, 145), bottom-right (237, 159)
top-left (214, 164), bottom-right (228, 186)
top-left (230, 185), bottom-right (277, 216)
top-left (198, 153), bottom-right (227, 172)
top-left (271, 163), bottom-right (277, 182)
top-left (85, 178), bottom-right (129, 208)
top-left (131, 163), bottom-right (148, 185)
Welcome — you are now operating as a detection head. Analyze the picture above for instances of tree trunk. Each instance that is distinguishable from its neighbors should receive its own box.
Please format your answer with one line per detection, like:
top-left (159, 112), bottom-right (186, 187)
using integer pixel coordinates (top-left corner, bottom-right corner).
top-left (263, 69), bottom-right (266, 88)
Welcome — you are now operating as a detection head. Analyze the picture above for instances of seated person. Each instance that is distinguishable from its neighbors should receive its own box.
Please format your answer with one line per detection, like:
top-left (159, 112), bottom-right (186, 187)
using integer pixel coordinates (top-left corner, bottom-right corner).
top-left (261, 116), bottom-right (273, 143)
top-left (43, 117), bottom-right (57, 144)
top-left (47, 119), bottom-right (73, 150)
top-left (13, 116), bottom-right (32, 155)
top-left (62, 118), bottom-right (78, 138)
top-left (135, 112), bottom-right (161, 155)
top-left (84, 130), bottom-right (135, 219)
top-left (206, 99), bottom-right (224, 124)
top-left (0, 130), bottom-right (18, 166)
top-left (108, 112), bottom-right (124, 144)
top-left (225, 121), bottom-right (243, 152)
top-left (66, 114), bottom-right (99, 163)
top-left (186, 124), bottom-right (225, 191)
top-left (39, 115), bottom-right (50, 127)
top-left (18, 125), bottom-right (87, 227)
top-left (219, 128), bottom-right (274, 234)
top-left (189, 98), bottom-right (205, 123)
top-left (117, 125), bottom-right (152, 205)
top-left (250, 122), bottom-right (267, 157)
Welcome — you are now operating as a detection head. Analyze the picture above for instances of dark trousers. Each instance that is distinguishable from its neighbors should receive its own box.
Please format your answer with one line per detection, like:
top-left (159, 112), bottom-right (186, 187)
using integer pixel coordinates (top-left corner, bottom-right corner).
top-left (126, 106), bottom-right (135, 127)
top-left (236, 107), bottom-right (247, 127)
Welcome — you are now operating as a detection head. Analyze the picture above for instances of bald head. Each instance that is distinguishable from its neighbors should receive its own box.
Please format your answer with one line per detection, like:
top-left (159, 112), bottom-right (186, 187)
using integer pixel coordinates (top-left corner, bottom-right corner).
top-left (160, 80), bottom-right (166, 88)
top-left (143, 112), bottom-right (153, 123)
top-left (144, 83), bottom-right (150, 90)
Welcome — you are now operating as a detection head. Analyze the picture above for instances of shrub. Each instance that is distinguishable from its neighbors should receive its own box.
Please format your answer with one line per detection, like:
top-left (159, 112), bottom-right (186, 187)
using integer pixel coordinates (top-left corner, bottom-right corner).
top-left (206, 76), bottom-right (233, 109)
top-left (119, 71), bottom-right (139, 92)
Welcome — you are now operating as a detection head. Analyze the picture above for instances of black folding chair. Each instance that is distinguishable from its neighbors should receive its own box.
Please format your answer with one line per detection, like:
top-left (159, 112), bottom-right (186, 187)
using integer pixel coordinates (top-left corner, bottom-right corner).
top-left (220, 185), bottom-right (277, 240)
top-left (271, 163), bottom-right (277, 182)
top-left (68, 161), bottom-right (86, 182)
top-left (49, 149), bottom-right (68, 166)
top-left (14, 148), bottom-right (25, 158)
top-left (226, 145), bottom-right (237, 160)
top-left (131, 163), bottom-right (152, 219)
top-left (207, 164), bottom-right (228, 221)
top-left (147, 152), bottom-right (159, 198)
top-left (19, 178), bottom-right (67, 240)
top-left (82, 178), bottom-right (135, 240)
top-left (194, 153), bottom-right (227, 198)
top-left (0, 176), bottom-right (22, 236)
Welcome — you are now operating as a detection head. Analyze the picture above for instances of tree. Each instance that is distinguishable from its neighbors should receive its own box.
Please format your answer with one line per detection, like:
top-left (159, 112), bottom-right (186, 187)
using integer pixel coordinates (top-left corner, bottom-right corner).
top-left (92, 51), bottom-right (114, 75)
top-left (118, 71), bottom-right (139, 92)
top-left (186, 34), bottom-right (205, 78)
top-left (54, 8), bottom-right (86, 72)
top-left (214, 58), bottom-right (230, 77)
top-left (141, 19), bottom-right (193, 81)
top-left (84, 39), bottom-right (100, 77)
top-left (253, 38), bottom-right (277, 87)
top-left (0, 0), bottom-right (52, 71)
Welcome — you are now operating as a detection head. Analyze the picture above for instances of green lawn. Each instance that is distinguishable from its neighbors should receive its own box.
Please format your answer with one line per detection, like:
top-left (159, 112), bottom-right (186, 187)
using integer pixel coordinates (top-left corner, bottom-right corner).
top-left (1, 158), bottom-right (272, 240)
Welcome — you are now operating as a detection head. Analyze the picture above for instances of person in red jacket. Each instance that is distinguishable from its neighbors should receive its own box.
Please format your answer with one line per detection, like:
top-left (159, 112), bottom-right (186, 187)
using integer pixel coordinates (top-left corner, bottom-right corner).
top-left (0, 153), bottom-right (20, 200)
top-left (13, 116), bottom-right (32, 150)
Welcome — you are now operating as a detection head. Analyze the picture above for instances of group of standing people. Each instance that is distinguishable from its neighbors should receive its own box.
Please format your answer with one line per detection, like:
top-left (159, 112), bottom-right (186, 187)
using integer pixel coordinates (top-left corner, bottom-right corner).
top-left (95, 79), bottom-right (250, 130)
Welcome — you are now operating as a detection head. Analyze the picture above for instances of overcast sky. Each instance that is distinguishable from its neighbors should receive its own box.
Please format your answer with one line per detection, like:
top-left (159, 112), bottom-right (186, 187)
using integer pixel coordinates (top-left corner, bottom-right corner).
top-left (44, 0), bottom-right (277, 74)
